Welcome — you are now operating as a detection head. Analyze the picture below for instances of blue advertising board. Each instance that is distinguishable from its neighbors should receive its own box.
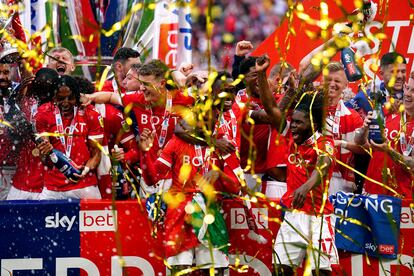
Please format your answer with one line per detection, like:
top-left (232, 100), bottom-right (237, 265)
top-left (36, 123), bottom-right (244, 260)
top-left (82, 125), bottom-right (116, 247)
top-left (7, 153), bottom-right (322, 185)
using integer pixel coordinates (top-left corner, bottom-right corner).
top-left (0, 200), bottom-right (80, 275)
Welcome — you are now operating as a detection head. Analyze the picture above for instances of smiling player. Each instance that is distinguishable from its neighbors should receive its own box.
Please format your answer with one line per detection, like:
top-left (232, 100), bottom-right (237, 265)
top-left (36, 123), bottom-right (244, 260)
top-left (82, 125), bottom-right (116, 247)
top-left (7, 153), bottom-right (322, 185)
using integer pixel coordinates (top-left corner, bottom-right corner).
top-left (256, 55), bottom-right (338, 275)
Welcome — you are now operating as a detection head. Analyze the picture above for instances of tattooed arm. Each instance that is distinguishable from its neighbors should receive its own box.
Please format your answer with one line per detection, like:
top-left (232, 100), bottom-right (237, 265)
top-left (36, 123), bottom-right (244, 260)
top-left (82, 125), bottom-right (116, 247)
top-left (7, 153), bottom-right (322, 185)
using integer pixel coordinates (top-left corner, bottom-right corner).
top-left (370, 139), bottom-right (414, 173)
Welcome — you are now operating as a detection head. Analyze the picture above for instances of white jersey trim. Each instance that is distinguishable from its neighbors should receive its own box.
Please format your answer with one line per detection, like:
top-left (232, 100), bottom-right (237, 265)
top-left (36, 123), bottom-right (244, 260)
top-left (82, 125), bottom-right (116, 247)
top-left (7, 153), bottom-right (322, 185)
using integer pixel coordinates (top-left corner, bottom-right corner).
top-left (158, 157), bottom-right (172, 168)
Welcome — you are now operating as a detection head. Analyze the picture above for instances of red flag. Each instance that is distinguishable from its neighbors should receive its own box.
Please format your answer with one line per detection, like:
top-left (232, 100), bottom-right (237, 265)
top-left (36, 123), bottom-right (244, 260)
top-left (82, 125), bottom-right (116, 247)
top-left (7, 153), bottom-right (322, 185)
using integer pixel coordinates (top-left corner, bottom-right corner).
top-left (10, 11), bottom-right (26, 42)
top-left (6, 0), bottom-right (25, 42)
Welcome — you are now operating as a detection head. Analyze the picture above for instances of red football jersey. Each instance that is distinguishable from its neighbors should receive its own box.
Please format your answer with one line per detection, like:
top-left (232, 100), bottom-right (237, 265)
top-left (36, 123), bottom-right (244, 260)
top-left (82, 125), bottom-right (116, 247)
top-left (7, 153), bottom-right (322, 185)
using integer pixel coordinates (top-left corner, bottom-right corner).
top-left (12, 97), bottom-right (44, 193)
top-left (122, 90), bottom-right (194, 166)
top-left (94, 103), bottom-right (138, 163)
top-left (266, 128), bottom-right (289, 170)
top-left (365, 111), bottom-right (414, 198)
top-left (235, 89), bottom-right (272, 173)
top-left (142, 135), bottom-right (241, 258)
top-left (282, 132), bottom-right (335, 215)
top-left (35, 103), bottom-right (104, 191)
top-left (143, 135), bottom-right (240, 195)
top-left (93, 103), bottom-right (139, 198)
top-left (325, 100), bottom-right (363, 182)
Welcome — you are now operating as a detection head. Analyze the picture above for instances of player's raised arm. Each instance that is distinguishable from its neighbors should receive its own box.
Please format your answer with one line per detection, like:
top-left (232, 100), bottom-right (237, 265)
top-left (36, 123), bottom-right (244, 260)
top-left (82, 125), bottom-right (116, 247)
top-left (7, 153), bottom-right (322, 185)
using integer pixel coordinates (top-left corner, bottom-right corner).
top-left (256, 55), bottom-right (284, 129)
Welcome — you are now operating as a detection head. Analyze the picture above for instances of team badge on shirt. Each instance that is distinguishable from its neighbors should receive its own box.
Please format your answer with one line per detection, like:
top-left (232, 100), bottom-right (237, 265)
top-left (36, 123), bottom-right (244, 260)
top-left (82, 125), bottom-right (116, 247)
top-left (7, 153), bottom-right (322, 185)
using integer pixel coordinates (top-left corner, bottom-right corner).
top-left (121, 119), bottom-right (130, 132)
top-left (325, 142), bottom-right (335, 156)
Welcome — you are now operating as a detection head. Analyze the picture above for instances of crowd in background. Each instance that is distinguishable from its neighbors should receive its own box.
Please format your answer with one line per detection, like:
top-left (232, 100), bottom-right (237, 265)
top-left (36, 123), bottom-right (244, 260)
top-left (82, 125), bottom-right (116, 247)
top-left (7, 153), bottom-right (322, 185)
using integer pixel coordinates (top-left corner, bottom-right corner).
top-left (191, 0), bottom-right (286, 69)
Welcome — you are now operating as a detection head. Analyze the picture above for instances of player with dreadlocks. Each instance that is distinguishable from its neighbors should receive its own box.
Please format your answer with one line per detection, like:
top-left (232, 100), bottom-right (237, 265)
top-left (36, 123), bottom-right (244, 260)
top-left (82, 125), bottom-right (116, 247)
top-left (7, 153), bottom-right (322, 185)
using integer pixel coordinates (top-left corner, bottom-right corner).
top-left (256, 55), bottom-right (339, 275)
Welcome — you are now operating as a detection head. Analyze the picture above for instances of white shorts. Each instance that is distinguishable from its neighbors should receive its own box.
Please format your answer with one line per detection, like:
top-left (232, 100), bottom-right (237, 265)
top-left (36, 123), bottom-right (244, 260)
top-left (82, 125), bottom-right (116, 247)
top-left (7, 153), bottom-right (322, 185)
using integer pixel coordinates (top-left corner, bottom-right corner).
top-left (262, 180), bottom-right (287, 199)
top-left (244, 173), bottom-right (264, 192)
top-left (138, 178), bottom-right (172, 198)
top-left (39, 186), bottom-right (102, 200)
top-left (167, 244), bottom-right (229, 269)
top-left (329, 174), bottom-right (357, 196)
top-left (274, 211), bottom-right (339, 270)
top-left (7, 186), bottom-right (41, 200)
top-left (0, 166), bottom-right (16, 200)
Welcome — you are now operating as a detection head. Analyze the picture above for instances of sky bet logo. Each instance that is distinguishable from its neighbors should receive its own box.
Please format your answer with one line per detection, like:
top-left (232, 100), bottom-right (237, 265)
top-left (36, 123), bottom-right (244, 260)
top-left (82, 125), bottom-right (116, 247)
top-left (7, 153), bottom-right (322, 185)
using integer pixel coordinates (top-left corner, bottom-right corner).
top-left (45, 210), bottom-right (116, 232)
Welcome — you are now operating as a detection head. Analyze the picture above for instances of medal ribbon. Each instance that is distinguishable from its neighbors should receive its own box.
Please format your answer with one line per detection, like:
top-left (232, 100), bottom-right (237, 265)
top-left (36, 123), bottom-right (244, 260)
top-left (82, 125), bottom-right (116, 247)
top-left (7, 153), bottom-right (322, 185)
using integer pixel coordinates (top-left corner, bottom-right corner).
top-left (229, 110), bottom-right (237, 142)
top-left (112, 79), bottom-right (119, 92)
top-left (194, 145), bottom-right (211, 175)
top-left (54, 106), bottom-right (78, 158)
top-left (326, 100), bottom-right (342, 140)
top-left (149, 91), bottom-right (173, 148)
top-left (400, 112), bottom-right (414, 156)
top-left (215, 109), bottom-right (237, 145)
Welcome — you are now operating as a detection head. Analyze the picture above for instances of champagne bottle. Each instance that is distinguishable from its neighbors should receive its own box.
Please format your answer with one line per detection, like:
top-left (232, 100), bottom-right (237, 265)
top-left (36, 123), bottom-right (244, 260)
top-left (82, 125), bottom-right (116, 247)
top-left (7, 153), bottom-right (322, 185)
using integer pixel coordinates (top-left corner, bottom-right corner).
top-left (34, 135), bottom-right (82, 183)
top-left (368, 91), bottom-right (386, 143)
top-left (111, 145), bottom-right (130, 200)
top-left (362, 0), bottom-right (377, 23)
top-left (341, 47), bottom-right (363, 82)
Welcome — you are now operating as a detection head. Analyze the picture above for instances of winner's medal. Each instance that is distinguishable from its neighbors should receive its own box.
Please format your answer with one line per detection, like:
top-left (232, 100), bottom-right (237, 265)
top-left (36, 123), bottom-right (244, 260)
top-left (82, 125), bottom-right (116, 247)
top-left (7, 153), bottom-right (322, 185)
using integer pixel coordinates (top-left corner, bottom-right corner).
top-left (32, 148), bottom-right (40, 157)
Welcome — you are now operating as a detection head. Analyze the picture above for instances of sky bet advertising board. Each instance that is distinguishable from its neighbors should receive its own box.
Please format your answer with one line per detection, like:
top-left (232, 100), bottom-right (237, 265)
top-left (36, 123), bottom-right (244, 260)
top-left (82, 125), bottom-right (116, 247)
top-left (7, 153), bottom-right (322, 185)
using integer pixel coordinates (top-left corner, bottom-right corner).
top-left (0, 200), bottom-right (164, 276)
top-left (1, 197), bottom-right (414, 275)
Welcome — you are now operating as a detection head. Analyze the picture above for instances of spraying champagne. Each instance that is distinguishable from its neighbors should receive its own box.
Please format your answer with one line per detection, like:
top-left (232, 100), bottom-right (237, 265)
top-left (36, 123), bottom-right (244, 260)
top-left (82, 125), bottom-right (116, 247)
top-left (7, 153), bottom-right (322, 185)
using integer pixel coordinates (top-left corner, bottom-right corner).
top-left (3, 88), bottom-right (83, 183)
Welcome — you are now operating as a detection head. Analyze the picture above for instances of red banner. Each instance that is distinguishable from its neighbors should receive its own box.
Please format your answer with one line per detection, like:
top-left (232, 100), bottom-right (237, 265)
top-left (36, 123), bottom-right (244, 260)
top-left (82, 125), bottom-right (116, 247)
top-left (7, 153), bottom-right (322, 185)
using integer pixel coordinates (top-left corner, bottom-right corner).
top-left (252, 0), bottom-right (414, 80)
top-left (79, 199), bottom-right (414, 275)
top-left (80, 200), bottom-right (165, 275)
top-left (79, 199), bottom-right (278, 275)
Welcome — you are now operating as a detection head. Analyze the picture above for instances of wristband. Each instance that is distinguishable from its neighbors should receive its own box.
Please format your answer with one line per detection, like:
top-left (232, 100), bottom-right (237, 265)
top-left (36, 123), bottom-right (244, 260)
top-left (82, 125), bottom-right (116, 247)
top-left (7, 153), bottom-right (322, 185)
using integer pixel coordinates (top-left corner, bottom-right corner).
top-left (341, 140), bottom-right (348, 149)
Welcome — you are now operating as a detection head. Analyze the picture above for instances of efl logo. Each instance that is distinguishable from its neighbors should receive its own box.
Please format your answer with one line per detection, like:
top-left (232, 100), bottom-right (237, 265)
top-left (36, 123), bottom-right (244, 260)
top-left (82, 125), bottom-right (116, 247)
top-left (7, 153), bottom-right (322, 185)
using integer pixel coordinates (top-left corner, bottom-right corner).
top-left (379, 244), bottom-right (395, 255)
top-left (230, 208), bottom-right (268, 229)
top-left (79, 210), bottom-right (116, 232)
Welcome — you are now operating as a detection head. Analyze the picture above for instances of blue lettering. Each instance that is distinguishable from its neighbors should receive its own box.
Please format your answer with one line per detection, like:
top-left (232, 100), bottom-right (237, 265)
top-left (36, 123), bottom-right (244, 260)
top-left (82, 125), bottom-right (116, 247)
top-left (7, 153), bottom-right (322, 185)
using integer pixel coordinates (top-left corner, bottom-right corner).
top-left (179, 28), bottom-right (191, 33)
top-left (30, 3), bottom-right (37, 31)
top-left (179, 27), bottom-right (192, 50)
top-left (184, 36), bottom-right (192, 50)
top-left (185, 13), bottom-right (192, 25)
